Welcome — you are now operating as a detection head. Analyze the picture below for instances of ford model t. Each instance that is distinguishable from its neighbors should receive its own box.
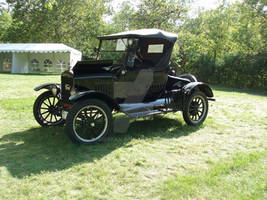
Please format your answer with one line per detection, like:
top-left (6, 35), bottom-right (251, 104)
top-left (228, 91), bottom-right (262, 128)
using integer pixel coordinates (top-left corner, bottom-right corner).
top-left (33, 29), bottom-right (214, 145)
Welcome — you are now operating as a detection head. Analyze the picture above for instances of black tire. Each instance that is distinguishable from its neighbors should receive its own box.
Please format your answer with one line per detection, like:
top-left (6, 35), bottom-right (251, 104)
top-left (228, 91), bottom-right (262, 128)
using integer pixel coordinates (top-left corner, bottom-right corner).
top-left (183, 91), bottom-right (208, 126)
top-left (65, 99), bottom-right (113, 145)
top-left (179, 74), bottom-right (197, 82)
top-left (33, 91), bottom-right (64, 126)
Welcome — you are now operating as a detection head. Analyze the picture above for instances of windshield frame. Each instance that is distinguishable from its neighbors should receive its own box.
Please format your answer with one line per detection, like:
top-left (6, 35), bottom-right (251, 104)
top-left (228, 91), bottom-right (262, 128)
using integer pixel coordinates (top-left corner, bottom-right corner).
top-left (96, 38), bottom-right (128, 59)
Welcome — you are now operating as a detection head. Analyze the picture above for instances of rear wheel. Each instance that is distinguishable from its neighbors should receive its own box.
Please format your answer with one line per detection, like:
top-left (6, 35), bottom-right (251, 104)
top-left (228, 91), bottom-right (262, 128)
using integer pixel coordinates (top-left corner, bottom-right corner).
top-left (183, 91), bottom-right (208, 125)
top-left (65, 99), bottom-right (112, 145)
top-left (33, 91), bottom-right (64, 126)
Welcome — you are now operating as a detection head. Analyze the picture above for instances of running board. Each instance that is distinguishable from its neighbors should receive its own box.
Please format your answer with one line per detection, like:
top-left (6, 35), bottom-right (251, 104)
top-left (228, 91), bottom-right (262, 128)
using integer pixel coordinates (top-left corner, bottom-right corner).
top-left (119, 98), bottom-right (168, 113)
top-left (125, 110), bottom-right (163, 118)
top-left (119, 98), bottom-right (175, 118)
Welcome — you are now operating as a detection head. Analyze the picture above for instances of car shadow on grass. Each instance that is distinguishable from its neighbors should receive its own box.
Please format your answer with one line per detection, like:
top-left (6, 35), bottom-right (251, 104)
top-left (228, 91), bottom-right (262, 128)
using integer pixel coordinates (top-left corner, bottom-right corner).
top-left (0, 115), bottom-right (200, 178)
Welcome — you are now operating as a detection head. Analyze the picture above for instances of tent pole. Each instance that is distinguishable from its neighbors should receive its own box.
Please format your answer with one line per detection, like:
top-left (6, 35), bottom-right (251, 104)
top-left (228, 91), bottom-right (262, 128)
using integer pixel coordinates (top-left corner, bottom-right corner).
top-left (53, 52), bottom-right (56, 74)
top-left (27, 52), bottom-right (30, 73)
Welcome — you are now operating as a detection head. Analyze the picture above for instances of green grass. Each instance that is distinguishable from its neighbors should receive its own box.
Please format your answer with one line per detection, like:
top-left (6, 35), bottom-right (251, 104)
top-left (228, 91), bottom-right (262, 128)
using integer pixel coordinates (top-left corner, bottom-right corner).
top-left (161, 151), bottom-right (267, 200)
top-left (0, 73), bottom-right (266, 200)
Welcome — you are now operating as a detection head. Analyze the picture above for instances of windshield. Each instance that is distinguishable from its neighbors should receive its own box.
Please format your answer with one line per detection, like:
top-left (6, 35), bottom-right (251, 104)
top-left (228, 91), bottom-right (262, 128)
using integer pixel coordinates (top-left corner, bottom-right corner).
top-left (98, 39), bottom-right (128, 65)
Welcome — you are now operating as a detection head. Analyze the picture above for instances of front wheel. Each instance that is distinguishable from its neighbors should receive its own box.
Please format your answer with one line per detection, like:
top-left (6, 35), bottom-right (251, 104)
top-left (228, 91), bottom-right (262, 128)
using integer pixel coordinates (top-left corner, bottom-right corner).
top-left (65, 99), bottom-right (113, 145)
top-left (183, 91), bottom-right (208, 126)
top-left (33, 91), bottom-right (64, 126)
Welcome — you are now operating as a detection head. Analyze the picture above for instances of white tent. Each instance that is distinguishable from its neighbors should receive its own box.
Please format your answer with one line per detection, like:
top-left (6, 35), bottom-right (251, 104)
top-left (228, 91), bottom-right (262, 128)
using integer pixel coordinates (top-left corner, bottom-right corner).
top-left (0, 43), bottom-right (82, 74)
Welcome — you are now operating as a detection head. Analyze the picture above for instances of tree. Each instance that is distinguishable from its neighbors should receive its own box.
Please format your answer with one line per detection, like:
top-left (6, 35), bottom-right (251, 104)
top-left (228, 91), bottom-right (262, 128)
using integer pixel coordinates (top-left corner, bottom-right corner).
top-left (110, 1), bottom-right (135, 32)
top-left (0, 8), bottom-right (12, 42)
top-left (178, 1), bottom-right (267, 88)
top-left (133, 0), bottom-right (189, 30)
top-left (5, 0), bottom-right (111, 55)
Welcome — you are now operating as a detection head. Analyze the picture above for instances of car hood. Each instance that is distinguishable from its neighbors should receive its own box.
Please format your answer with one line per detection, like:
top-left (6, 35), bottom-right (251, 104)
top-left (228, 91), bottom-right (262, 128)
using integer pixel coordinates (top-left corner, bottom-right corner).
top-left (71, 60), bottom-right (114, 77)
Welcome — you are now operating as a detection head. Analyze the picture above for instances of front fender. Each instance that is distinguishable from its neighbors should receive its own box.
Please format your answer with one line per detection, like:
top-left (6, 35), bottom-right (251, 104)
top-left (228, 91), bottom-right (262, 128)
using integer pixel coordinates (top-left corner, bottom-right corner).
top-left (183, 82), bottom-right (214, 97)
top-left (69, 90), bottom-right (119, 110)
top-left (69, 90), bottom-right (96, 101)
top-left (34, 83), bottom-right (61, 92)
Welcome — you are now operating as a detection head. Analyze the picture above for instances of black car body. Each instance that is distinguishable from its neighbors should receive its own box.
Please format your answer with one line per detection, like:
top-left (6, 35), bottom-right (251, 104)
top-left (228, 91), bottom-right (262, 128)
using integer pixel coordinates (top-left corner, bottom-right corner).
top-left (33, 29), bottom-right (214, 144)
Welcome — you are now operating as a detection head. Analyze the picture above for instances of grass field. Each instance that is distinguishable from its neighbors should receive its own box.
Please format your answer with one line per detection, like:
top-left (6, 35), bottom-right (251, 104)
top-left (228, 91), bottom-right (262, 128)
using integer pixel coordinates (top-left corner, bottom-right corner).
top-left (0, 73), bottom-right (266, 200)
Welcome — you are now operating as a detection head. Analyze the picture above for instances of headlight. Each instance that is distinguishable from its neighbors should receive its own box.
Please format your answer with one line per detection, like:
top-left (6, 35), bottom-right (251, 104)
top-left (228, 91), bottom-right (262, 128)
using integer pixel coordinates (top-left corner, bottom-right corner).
top-left (65, 84), bottom-right (71, 91)
top-left (51, 85), bottom-right (57, 96)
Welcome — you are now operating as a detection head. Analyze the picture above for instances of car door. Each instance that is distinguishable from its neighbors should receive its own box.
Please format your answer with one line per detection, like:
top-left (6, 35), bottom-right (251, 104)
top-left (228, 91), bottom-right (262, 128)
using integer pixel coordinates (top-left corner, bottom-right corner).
top-left (114, 66), bottom-right (153, 103)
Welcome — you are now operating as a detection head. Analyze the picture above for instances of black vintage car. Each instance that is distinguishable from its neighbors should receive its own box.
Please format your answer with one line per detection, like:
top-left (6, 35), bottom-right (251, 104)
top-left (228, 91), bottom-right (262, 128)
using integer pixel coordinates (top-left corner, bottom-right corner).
top-left (33, 29), bottom-right (215, 144)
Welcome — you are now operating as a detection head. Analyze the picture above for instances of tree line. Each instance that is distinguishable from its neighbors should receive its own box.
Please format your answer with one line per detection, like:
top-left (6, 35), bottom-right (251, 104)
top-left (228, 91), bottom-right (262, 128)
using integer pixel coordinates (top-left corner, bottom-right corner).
top-left (0, 0), bottom-right (266, 89)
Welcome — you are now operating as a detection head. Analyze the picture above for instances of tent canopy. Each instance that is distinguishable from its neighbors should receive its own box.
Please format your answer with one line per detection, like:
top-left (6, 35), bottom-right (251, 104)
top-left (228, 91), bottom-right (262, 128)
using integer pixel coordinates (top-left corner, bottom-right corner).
top-left (0, 43), bottom-right (81, 55)
top-left (0, 43), bottom-right (82, 74)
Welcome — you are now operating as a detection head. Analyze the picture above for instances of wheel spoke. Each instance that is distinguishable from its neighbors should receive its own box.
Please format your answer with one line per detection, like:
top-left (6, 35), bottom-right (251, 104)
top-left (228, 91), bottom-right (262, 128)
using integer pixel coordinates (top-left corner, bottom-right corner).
top-left (95, 120), bottom-right (105, 125)
top-left (79, 126), bottom-right (87, 138)
top-left (189, 108), bottom-right (194, 112)
top-left (43, 101), bottom-right (50, 107)
top-left (94, 113), bottom-right (103, 120)
top-left (44, 113), bottom-right (50, 120)
top-left (75, 120), bottom-right (83, 125)
top-left (41, 110), bottom-right (49, 115)
top-left (47, 98), bottom-right (52, 106)
top-left (91, 127), bottom-right (97, 137)
top-left (55, 101), bottom-right (59, 107)
top-left (92, 110), bottom-right (100, 118)
top-left (82, 110), bottom-right (88, 119)
top-left (89, 109), bottom-right (94, 117)
top-left (54, 114), bottom-right (58, 121)
top-left (77, 113), bottom-right (84, 120)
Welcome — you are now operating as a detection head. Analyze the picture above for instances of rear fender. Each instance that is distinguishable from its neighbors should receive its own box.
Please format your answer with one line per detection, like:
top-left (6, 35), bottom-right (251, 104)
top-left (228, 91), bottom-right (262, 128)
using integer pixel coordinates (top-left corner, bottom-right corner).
top-left (69, 91), bottom-right (119, 111)
top-left (183, 82), bottom-right (214, 97)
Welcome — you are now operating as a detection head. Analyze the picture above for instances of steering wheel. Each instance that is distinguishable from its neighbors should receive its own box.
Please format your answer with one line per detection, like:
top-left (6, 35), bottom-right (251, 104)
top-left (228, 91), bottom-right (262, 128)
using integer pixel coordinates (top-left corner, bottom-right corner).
top-left (102, 65), bottom-right (120, 72)
top-left (110, 65), bottom-right (121, 72)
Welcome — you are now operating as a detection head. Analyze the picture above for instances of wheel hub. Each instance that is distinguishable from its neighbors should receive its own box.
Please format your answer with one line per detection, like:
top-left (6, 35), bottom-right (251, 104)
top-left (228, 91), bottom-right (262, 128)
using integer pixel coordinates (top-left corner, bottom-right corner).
top-left (48, 106), bottom-right (58, 114)
top-left (190, 102), bottom-right (199, 115)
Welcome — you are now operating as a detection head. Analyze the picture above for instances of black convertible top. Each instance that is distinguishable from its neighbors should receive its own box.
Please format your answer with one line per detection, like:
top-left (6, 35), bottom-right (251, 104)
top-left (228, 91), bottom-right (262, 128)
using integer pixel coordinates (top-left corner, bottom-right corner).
top-left (98, 29), bottom-right (178, 43)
